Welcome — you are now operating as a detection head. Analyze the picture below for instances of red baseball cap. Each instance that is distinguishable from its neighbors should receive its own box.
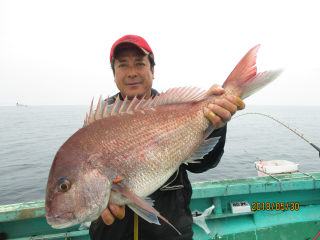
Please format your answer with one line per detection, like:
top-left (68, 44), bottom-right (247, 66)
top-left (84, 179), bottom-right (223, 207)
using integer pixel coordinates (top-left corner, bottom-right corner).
top-left (110, 35), bottom-right (154, 62)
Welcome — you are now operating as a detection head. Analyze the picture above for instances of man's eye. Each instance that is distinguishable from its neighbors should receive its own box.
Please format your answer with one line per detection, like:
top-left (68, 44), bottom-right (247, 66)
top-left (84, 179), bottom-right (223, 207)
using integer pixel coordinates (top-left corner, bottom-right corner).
top-left (119, 64), bottom-right (126, 67)
top-left (137, 63), bottom-right (145, 66)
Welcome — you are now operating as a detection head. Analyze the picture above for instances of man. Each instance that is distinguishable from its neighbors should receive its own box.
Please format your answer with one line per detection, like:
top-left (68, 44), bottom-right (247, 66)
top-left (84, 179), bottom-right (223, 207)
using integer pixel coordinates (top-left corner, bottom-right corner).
top-left (89, 35), bottom-right (245, 240)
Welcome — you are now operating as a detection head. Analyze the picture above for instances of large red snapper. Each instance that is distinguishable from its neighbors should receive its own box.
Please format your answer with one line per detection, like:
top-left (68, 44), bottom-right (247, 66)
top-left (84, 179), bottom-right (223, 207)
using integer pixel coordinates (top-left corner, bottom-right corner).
top-left (45, 45), bottom-right (282, 233)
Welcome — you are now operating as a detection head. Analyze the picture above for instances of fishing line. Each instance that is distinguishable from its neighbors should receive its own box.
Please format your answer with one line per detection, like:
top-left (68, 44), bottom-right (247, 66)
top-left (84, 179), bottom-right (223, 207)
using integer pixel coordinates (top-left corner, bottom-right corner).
top-left (220, 151), bottom-right (257, 223)
top-left (218, 113), bottom-right (320, 225)
top-left (231, 150), bottom-right (258, 179)
top-left (232, 112), bottom-right (320, 158)
top-left (242, 149), bottom-right (264, 162)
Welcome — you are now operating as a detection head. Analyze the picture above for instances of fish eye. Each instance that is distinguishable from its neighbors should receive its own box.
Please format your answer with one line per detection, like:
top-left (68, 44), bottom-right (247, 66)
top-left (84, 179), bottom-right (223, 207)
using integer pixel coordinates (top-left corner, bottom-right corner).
top-left (57, 179), bottom-right (71, 192)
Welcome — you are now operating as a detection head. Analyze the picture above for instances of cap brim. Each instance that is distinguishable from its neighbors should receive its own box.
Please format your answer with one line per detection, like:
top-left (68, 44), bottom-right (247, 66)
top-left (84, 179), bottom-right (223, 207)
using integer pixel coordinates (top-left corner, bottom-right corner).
top-left (112, 42), bottom-right (150, 59)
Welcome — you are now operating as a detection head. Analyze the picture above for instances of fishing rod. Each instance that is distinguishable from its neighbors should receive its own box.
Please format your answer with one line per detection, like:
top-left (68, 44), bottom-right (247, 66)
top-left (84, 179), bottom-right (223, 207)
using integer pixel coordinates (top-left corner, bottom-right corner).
top-left (232, 112), bottom-right (320, 158)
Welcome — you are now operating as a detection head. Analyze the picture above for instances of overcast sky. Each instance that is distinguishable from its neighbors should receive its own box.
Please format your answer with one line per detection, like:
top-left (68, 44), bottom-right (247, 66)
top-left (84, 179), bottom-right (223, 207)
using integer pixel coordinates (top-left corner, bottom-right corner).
top-left (1, 0), bottom-right (319, 106)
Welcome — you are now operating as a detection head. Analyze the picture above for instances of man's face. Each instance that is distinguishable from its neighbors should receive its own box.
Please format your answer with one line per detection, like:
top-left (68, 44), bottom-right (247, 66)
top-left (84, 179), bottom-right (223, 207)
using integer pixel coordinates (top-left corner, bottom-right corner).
top-left (113, 47), bottom-right (154, 100)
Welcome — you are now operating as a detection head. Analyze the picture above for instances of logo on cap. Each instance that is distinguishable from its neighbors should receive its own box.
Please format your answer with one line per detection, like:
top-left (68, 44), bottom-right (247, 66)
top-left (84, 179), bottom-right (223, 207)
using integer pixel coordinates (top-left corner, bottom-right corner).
top-left (123, 37), bottom-right (139, 43)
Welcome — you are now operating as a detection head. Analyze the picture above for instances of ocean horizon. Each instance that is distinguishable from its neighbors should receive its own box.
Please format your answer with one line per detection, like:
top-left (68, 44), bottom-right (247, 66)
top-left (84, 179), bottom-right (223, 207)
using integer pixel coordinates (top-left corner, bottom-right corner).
top-left (0, 105), bottom-right (319, 206)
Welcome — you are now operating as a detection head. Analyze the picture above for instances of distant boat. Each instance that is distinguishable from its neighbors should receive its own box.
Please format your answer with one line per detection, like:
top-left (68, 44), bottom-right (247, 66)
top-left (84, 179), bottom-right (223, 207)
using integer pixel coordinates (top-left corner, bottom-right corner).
top-left (16, 103), bottom-right (27, 107)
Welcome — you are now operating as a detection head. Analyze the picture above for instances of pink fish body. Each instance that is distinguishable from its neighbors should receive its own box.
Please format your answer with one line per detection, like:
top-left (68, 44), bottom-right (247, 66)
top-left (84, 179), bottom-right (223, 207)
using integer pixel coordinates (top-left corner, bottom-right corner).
top-left (45, 45), bottom-right (283, 231)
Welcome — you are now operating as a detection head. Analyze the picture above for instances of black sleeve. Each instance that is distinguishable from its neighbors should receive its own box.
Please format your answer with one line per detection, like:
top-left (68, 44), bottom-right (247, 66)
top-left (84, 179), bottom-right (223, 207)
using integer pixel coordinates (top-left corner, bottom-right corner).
top-left (184, 125), bottom-right (227, 173)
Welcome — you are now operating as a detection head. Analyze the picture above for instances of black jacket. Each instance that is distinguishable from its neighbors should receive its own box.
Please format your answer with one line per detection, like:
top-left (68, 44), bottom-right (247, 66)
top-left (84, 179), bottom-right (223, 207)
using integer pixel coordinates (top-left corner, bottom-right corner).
top-left (89, 88), bottom-right (227, 240)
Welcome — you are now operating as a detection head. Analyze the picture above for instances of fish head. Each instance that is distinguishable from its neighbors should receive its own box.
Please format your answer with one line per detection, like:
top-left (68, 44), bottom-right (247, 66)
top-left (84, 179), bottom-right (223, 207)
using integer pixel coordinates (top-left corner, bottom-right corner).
top-left (45, 145), bottom-right (110, 229)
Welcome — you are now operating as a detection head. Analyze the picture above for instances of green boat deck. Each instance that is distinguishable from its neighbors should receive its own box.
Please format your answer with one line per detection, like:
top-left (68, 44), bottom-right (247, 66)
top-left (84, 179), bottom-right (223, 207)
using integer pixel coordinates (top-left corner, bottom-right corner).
top-left (1, 172), bottom-right (320, 240)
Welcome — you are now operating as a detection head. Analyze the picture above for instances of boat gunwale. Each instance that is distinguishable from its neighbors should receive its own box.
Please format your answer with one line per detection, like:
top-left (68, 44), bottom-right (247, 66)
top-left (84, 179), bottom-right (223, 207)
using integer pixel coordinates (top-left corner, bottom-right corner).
top-left (1, 172), bottom-right (319, 222)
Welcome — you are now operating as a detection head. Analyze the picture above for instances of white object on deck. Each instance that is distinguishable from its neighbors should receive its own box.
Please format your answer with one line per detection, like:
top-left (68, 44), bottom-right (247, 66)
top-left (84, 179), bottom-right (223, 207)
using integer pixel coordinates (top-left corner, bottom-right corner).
top-left (78, 221), bottom-right (91, 230)
top-left (230, 201), bottom-right (251, 214)
top-left (192, 205), bottom-right (215, 234)
top-left (255, 160), bottom-right (299, 177)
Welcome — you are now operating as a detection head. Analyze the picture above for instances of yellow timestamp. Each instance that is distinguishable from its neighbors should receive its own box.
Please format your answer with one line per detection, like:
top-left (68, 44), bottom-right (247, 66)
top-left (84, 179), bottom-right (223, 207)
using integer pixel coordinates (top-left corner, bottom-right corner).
top-left (251, 202), bottom-right (300, 211)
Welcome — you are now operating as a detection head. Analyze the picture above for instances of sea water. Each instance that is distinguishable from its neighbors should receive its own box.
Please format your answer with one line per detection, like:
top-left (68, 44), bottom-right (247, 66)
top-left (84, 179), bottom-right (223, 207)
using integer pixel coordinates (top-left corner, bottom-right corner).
top-left (0, 105), bottom-right (319, 205)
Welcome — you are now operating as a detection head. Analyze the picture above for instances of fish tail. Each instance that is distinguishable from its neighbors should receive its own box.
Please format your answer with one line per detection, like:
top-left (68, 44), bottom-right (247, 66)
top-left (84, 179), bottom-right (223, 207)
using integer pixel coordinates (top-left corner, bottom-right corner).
top-left (222, 45), bottom-right (283, 99)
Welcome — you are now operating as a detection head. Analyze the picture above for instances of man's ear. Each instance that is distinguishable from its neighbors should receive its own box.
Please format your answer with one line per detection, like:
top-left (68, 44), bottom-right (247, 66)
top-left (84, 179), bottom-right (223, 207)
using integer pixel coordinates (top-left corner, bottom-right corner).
top-left (152, 67), bottom-right (155, 80)
top-left (113, 72), bottom-right (115, 81)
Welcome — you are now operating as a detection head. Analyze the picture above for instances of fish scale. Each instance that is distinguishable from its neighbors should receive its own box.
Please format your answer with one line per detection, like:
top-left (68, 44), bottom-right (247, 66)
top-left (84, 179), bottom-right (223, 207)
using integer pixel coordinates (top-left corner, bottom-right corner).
top-left (45, 45), bottom-right (283, 232)
top-left (102, 105), bottom-right (198, 196)
top-left (81, 101), bottom-right (208, 202)
top-left (107, 107), bottom-right (206, 203)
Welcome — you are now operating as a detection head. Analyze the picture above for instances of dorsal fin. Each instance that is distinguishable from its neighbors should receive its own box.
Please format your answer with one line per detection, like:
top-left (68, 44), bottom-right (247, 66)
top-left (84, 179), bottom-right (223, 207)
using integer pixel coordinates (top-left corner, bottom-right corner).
top-left (94, 95), bottom-right (102, 121)
top-left (101, 96), bottom-right (109, 117)
top-left (88, 98), bottom-right (94, 124)
top-left (84, 86), bottom-right (208, 125)
top-left (141, 97), bottom-right (153, 109)
top-left (84, 113), bottom-right (88, 125)
top-left (149, 94), bottom-right (160, 108)
top-left (118, 96), bottom-right (128, 113)
top-left (126, 96), bottom-right (140, 112)
top-left (110, 95), bottom-right (121, 115)
top-left (133, 94), bottom-right (147, 110)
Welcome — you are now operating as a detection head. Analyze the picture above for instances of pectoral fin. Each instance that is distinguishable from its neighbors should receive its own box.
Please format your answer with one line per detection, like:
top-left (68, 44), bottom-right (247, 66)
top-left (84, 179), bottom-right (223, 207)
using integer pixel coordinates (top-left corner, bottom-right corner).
top-left (128, 202), bottom-right (160, 225)
top-left (184, 137), bottom-right (220, 164)
top-left (111, 182), bottom-right (181, 235)
top-left (128, 197), bottom-right (159, 224)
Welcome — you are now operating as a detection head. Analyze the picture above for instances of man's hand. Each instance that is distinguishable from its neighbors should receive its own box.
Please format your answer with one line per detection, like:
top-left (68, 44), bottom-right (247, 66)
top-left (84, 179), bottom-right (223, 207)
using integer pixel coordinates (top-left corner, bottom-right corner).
top-left (93, 203), bottom-right (125, 225)
top-left (204, 84), bottom-right (245, 129)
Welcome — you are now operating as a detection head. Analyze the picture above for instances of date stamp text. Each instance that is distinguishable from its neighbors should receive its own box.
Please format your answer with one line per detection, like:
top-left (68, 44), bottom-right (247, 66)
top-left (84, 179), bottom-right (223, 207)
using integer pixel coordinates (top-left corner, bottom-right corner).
top-left (251, 202), bottom-right (300, 211)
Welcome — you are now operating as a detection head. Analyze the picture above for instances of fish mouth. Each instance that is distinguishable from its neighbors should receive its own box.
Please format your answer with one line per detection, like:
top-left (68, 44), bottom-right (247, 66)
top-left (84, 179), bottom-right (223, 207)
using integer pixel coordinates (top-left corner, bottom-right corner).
top-left (51, 221), bottom-right (78, 229)
top-left (56, 211), bottom-right (74, 219)
top-left (47, 207), bottom-right (101, 229)
top-left (47, 211), bottom-right (74, 224)
top-left (47, 211), bottom-right (77, 229)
